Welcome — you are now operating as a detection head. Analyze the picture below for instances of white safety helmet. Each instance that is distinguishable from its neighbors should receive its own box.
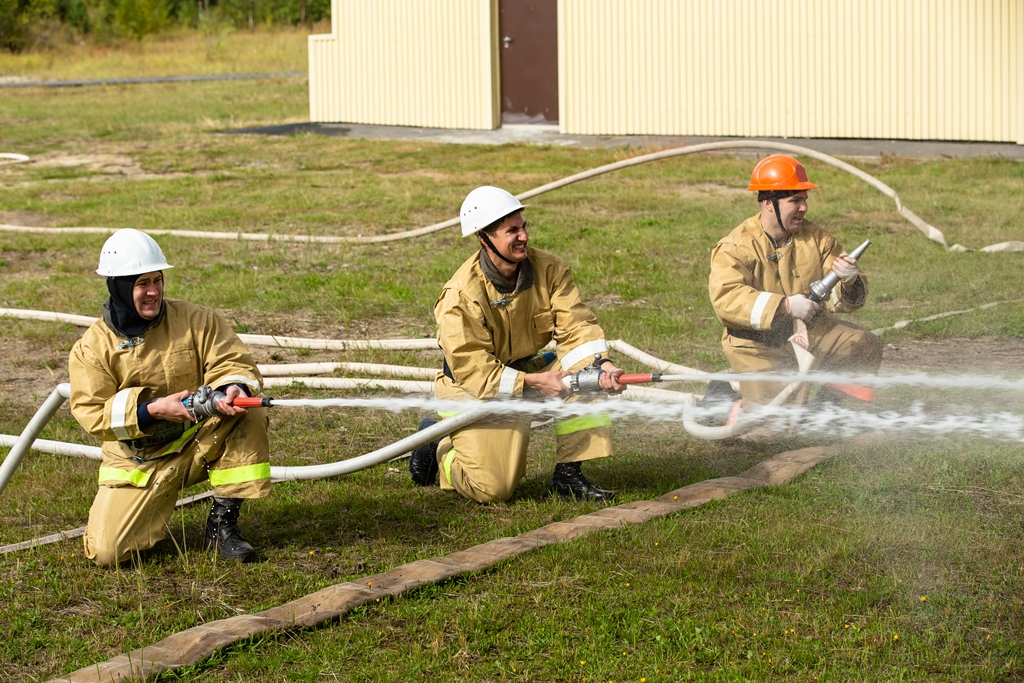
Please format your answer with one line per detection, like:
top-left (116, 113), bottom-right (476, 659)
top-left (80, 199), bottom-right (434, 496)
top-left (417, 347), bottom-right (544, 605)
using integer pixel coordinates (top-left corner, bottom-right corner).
top-left (459, 186), bottom-right (528, 237)
top-left (96, 228), bottom-right (174, 277)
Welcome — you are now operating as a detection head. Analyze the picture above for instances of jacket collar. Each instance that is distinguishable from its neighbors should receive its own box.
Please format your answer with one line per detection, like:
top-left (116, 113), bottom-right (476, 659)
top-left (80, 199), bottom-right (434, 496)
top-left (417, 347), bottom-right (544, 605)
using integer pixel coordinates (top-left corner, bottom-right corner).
top-left (478, 247), bottom-right (535, 294)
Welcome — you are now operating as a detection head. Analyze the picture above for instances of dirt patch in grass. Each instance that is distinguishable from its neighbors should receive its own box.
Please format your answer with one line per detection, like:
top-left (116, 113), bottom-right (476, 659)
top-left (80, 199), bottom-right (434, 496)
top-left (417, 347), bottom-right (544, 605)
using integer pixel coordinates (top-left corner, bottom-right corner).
top-left (33, 153), bottom-right (140, 173)
top-left (30, 152), bottom-right (190, 180)
top-left (881, 336), bottom-right (1024, 376)
top-left (588, 293), bottom-right (625, 311)
top-left (0, 335), bottom-right (72, 401)
top-left (677, 182), bottom-right (748, 199)
top-left (0, 209), bottom-right (57, 226)
top-left (0, 146), bottom-right (206, 185)
top-left (225, 308), bottom-right (436, 342)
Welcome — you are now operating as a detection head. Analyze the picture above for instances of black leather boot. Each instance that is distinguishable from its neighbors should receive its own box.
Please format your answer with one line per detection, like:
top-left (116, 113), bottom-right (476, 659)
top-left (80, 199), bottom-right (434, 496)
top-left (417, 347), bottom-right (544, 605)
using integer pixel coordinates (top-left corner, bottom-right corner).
top-left (204, 497), bottom-right (258, 563)
top-left (408, 418), bottom-right (440, 486)
top-left (695, 380), bottom-right (742, 426)
top-left (808, 385), bottom-right (846, 411)
top-left (550, 462), bottom-right (614, 502)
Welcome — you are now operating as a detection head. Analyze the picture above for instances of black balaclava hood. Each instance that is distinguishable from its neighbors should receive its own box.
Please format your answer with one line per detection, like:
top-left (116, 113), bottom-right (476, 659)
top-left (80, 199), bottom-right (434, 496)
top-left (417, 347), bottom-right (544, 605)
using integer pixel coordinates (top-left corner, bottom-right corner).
top-left (103, 273), bottom-right (165, 339)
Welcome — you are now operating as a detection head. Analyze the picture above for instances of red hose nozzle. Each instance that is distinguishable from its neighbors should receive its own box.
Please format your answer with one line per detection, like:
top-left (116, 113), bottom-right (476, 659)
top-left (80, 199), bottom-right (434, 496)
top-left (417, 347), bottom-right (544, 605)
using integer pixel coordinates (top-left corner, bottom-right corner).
top-left (231, 396), bottom-right (273, 408)
top-left (617, 373), bottom-right (662, 385)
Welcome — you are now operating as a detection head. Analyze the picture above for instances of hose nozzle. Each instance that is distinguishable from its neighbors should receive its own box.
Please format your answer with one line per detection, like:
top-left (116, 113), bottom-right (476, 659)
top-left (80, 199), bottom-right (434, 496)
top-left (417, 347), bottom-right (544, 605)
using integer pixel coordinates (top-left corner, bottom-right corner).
top-left (562, 354), bottom-right (663, 395)
top-left (182, 385), bottom-right (226, 421)
top-left (807, 239), bottom-right (871, 303)
top-left (563, 354), bottom-right (607, 394)
top-left (231, 396), bottom-right (274, 408)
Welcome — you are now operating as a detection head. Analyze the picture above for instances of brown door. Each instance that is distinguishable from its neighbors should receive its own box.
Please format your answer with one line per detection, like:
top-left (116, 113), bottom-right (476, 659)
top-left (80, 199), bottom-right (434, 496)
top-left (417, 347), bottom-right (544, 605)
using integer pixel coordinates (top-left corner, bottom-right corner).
top-left (499, 0), bottom-right (558, 124)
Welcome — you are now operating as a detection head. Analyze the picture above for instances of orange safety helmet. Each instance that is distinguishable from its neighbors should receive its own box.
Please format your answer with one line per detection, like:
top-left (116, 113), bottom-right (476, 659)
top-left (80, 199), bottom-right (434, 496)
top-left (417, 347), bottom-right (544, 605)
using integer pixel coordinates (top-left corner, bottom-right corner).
top-left (747, 154), bottom-right (819, 192)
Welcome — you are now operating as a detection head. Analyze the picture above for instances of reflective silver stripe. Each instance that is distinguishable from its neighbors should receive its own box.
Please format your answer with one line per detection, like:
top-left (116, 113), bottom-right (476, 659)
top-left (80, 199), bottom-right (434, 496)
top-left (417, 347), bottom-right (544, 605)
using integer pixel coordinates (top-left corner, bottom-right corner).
top-left (749, 292), bottom-right (774, 330)
top-left (110, 389), bottom-right (133, 440)
top-left (218, 375), bottom-right (262, 391)
top-left (498, 366), bottom-right (519, 397)
top-left (560, 339), bottom-right (609, 371)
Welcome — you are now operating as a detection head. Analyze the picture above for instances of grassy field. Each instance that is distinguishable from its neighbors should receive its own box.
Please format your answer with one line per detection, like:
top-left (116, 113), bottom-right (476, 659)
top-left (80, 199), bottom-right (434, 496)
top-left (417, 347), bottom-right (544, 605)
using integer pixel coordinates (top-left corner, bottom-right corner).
top-left (2, 30), bottom-right (1024, 682)
top-left (0, 25), bottom-right (318, 81)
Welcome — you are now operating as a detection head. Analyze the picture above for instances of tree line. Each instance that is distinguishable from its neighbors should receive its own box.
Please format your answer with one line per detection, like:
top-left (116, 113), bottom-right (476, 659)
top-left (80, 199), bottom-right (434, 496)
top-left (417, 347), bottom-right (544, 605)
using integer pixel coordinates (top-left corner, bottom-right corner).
top-left (1, 0), bottom-right (329, 51)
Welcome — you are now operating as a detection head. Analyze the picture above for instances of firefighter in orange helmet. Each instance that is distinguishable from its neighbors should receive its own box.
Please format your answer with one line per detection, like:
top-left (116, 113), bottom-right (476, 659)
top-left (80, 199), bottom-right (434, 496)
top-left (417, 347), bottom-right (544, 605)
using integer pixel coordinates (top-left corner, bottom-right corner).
top-left (707, 155), bottom-right (883, 408)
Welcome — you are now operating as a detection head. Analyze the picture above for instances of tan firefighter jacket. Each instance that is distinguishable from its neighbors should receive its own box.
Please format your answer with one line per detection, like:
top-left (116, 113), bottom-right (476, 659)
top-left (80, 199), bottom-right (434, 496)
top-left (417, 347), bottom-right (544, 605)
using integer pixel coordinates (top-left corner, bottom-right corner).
top-left (68, 299), bottom-right (263, 479)
top-left (435, 247), bottom-right (609, 400)
top-left (709, 215), bottom-right (869, 348)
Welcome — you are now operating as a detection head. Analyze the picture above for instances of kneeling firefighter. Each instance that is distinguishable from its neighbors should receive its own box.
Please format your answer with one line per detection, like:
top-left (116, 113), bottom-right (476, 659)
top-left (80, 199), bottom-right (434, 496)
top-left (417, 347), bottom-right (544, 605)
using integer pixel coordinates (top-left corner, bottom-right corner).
top-left (409, 186), bottom-right (625, 503)
top-left (707, 155), bottom-right (884, 410)
top-left (68, 229), bottom-right (271, 567)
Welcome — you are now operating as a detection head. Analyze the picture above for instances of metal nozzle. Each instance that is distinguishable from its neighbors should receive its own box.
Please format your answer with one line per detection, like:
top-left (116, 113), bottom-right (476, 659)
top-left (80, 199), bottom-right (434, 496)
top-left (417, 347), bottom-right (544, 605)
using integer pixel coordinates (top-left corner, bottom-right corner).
top-left (807, 239), bottom-right (871, 303)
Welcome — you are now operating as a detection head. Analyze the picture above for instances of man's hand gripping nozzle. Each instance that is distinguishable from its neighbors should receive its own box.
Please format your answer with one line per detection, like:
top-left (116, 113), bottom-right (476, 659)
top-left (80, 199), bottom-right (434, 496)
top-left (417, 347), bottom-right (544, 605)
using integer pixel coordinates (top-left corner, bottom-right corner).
top-left (183, 386), bottom-right (274, 420)
top-left (562, 354), bottom-right (662, 395)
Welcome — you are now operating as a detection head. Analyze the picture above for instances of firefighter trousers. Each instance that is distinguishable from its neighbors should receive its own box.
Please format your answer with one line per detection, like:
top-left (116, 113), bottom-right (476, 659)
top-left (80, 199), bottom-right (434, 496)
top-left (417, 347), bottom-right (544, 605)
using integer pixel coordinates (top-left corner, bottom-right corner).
top-left (433, 411), bottom-right (612, 504)
top-left (723, 318), bottom-right (883, 407)
top-left (84, 408), bottom-right (271, 567)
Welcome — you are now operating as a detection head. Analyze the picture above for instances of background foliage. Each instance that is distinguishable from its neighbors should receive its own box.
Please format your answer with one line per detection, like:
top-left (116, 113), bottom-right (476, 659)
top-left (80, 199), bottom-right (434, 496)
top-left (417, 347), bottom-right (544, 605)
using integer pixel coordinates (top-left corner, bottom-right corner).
top-left (0, 0), bottom-right (327, 51)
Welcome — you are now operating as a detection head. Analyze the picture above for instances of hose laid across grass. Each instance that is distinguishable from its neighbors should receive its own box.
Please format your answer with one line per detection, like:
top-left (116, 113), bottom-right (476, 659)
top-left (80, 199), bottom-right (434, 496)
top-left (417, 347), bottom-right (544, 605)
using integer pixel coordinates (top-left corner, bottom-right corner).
top-left (43, 434), bottom-right (881, 683)
top-left (1, 141), bottom-right (1017, 252)
top-left (0, 153), bottom-right (30, 165)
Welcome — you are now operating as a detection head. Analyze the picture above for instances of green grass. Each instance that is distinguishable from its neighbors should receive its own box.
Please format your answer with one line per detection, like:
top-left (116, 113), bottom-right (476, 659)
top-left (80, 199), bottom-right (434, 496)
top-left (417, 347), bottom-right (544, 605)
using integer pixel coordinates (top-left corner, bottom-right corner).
top-left (0, 24), bottom-right (318, 80)
top-left (210, 439), bottom-right (1024, 682)
top-left (2, 29), bottom-right (1024, 682)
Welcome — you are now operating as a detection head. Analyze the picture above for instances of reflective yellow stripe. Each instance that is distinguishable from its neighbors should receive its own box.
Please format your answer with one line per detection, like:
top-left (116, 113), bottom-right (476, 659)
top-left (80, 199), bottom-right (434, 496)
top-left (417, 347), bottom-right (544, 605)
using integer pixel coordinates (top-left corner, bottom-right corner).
top-left (208, 462), bottom-right (271, 487)
top-left (98, 466), bottom-right (152, 487)
top-left (438, 398), bottom-right (483, 419)
top-left (160, 421), bottom-right (203, 455)
top-left (442, 448), bottom-right (456, 486)
top-left (554, 413), bottom-right (612, 436)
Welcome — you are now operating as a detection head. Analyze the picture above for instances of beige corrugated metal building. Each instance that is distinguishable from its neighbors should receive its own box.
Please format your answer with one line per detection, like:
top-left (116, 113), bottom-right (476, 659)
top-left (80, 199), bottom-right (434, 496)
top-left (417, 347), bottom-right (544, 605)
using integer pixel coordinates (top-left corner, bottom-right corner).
top-left (309, 0), bottom-right (1024, 144)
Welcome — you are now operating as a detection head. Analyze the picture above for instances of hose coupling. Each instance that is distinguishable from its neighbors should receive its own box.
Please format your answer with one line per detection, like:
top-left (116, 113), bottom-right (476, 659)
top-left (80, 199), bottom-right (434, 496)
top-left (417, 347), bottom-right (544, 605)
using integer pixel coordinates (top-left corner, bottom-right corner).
top-left (563, 354), bottom-right (609, 395)
top-left (183, 385), bottom-right (226, 421)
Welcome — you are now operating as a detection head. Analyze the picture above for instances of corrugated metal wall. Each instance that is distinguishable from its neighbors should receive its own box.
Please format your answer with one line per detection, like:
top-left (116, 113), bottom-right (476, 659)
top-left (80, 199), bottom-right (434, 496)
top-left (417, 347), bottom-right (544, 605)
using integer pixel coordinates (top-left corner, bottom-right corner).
top-left (558, 0), bottom-right (1024, 143)
top-left (308, 0), bottom-right (499, 129)
top-left (308, 35), bottom-right (339, 123)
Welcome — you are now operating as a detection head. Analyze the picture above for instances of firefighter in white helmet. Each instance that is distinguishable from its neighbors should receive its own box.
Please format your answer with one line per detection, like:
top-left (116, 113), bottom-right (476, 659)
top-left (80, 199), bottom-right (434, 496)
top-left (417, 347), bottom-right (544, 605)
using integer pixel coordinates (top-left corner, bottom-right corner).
top-left (707, 155), bottom-right (883, 409)
top-left (68, 228), bottom-right (271, 567)
top-left (408, 186), bottom-right (624, 503)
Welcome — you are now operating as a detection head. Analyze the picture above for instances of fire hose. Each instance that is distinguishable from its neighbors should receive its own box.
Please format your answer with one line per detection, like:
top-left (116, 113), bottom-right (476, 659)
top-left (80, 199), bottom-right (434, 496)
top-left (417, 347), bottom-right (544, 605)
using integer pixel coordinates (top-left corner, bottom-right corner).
top-left (0, 234), bottom-right (880, 508)
top-left (0, 383), bottom-right (494, 498)
top-left (2, 141), bottom-right (1018, 252)
top-left (0, 237), bottom-right (880, 502)
top-left (559, 239), bottom-right (871, 437)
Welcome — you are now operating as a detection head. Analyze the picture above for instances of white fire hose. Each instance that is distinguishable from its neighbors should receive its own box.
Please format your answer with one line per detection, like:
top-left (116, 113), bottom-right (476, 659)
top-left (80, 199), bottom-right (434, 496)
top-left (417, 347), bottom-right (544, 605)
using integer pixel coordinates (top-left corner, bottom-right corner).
top-left (1, 141), bottom-right (1018, 252)
top-left (0, 373), bottom-right (765, 502)
top-left (0, 384), bottom-right (71, 497)
top-left (0, 384), bottom-right (492, 495)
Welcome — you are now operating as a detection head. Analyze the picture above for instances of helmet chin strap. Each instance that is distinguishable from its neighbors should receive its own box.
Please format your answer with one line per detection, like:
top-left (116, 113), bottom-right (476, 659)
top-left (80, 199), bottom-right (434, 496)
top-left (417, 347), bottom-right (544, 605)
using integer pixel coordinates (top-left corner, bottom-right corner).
top-left (771, 199), bottom-right (785, 234)
top-left (479, 232), bottom-right (518, 266)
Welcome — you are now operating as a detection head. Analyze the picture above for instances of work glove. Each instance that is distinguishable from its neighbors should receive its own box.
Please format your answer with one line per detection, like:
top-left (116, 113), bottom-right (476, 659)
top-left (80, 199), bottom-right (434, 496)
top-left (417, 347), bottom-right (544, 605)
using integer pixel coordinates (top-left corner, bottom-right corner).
top-left (785, 294), bottom-right (821, 322)
top-left (830, 254), bottom-right (861, 285)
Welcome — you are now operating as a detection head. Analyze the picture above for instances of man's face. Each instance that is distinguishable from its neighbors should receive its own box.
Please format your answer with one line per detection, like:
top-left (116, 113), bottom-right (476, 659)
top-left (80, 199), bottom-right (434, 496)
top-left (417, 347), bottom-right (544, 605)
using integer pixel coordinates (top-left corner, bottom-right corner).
top-left (485, 212), bottom-right (530, 263)
top-left (133, 271), bottom-right (164, 320)
top-left (771, 192), bottom-right (809, 234)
